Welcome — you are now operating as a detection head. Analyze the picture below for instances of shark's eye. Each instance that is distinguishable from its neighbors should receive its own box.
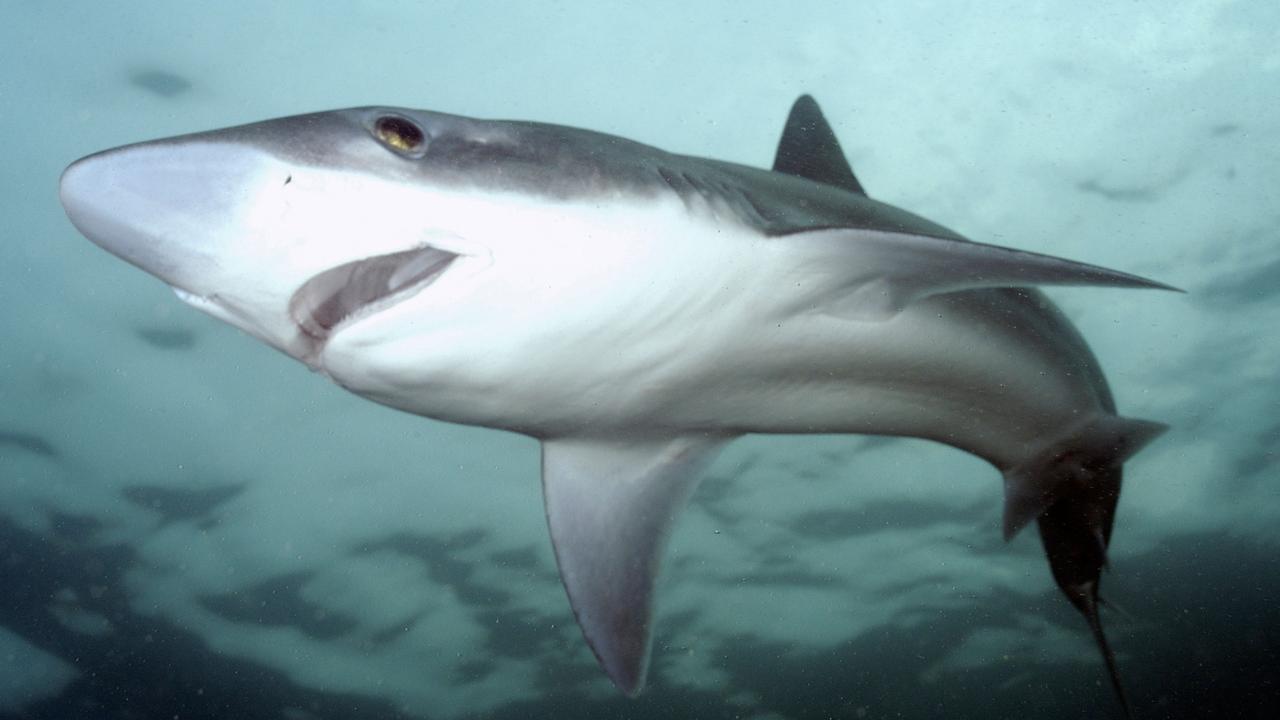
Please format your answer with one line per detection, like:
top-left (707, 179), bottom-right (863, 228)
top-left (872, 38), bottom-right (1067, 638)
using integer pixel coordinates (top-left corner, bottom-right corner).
top-left (373, 116), bottom-right (425, 155)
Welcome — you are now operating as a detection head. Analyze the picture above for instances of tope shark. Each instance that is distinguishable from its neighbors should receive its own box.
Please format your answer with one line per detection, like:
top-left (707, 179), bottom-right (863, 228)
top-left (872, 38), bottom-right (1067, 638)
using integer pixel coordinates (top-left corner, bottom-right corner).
top-left (60, 95), bottom-right (1176, 715)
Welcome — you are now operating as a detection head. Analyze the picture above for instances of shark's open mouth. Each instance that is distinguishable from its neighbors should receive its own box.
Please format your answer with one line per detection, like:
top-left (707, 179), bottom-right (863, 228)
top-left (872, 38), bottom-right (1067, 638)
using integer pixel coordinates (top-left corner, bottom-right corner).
top-left (290, 246), bottom-right (458, 340)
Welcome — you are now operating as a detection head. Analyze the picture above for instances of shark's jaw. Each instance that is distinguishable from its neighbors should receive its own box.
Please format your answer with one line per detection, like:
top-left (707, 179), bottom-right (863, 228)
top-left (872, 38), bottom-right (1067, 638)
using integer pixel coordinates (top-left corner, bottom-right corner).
top-left (289, 246), bottom-right (459, 344)
top-left (161, 245), bottom-right (463, 371)
top-left (57, 127), bottom-right (488, 368)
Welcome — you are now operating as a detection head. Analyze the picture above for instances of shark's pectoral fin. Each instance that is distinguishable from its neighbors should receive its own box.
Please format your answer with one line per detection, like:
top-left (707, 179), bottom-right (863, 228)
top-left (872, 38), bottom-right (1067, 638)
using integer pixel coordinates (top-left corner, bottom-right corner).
top-left (789, 228), bottom-right (1181, 321)
top-left (541, 434), bottom-right (728, 695)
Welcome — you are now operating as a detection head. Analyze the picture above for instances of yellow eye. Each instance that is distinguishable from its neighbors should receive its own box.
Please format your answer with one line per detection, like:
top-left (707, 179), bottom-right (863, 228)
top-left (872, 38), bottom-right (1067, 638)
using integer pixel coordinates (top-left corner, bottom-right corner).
top-left (374, 116), bottom-right (425, 154)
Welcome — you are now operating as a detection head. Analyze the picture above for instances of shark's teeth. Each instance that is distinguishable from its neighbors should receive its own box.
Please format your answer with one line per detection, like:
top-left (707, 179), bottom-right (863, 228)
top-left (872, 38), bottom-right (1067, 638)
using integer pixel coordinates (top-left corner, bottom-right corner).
top-left (289, 247), bottom-right (457, 340)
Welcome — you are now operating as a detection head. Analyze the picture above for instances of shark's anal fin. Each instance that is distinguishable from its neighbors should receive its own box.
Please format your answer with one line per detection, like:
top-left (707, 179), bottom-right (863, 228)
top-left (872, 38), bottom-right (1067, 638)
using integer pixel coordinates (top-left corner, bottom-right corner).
top-left (773, 95), bottom-right (867, 196)
top-left (541, 434), bottom-right (727, 695)
top-left (790, 229), bottom-right (1182, 322)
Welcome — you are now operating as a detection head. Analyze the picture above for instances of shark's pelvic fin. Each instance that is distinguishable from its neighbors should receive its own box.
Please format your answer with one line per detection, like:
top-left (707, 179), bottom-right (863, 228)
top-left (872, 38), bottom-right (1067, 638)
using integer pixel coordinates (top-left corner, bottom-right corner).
top-left (788, 228), bottom-right (1182, 322)
top-left (1002, 416), bottom-right (1168, 540)
top-left (773, 95), bottom-right (867, 196)
top-left (541, 434), bottom-right (727, 695)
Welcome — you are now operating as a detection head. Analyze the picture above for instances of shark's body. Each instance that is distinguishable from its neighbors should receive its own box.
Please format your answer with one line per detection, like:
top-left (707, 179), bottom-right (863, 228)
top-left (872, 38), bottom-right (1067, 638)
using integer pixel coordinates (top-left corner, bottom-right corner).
top-left (60, 96), bottom-right (1172, 714)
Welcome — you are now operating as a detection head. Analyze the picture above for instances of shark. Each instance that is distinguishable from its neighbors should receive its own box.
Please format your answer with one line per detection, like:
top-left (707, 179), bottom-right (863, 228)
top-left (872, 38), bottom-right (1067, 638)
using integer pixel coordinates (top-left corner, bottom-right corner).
top-left (59, 95), bottom-right (1174, 714)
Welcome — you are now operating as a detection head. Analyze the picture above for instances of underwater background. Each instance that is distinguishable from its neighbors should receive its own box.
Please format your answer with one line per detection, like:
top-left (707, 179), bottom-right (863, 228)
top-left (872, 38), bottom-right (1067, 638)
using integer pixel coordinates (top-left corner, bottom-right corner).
top-left (2, 1), bottom-right (1278, 718)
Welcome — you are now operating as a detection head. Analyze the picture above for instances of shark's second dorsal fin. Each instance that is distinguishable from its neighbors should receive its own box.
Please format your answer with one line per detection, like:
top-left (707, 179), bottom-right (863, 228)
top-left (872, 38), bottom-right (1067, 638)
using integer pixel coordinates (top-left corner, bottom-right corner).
top-left (773, 95), bottom-right (867, 196)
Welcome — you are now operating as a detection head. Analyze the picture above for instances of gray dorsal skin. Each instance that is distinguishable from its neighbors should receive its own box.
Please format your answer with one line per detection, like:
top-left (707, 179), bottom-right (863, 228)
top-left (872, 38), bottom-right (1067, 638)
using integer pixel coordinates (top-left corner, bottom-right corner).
top-left (772, 94), bottom-right (866, 195)
top-left (57, 95), bottom-right (1178, 714)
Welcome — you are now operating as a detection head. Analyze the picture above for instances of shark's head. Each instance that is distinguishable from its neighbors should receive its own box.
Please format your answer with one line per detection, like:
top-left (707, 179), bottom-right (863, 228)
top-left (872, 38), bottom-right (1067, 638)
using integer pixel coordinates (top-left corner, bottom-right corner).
top-left (60, 108), bottom-right (513, 368)
top-left (59, 107), bottom-right (721, 430)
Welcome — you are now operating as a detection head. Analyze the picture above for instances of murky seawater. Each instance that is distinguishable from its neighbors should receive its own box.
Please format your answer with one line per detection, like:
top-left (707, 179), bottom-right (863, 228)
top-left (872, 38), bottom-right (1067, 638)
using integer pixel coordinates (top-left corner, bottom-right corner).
top-left (2, 2), bottom-right (1277, 718)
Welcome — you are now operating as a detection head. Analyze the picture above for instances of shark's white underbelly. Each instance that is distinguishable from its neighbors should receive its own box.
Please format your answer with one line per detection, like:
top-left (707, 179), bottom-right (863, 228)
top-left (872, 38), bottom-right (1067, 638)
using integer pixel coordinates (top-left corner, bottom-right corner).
top-left (319, 199), bottom-right (1109, 472)
top-left (661, 290), bottom-right (1106, 467)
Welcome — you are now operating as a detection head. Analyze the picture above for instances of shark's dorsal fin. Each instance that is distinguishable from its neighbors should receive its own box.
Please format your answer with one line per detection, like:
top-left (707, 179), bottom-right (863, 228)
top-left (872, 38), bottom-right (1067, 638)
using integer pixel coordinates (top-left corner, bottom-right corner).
top-left (773, 95), bottom-right (867, 196)
top-left (541, 435), bottom-right (726, 695)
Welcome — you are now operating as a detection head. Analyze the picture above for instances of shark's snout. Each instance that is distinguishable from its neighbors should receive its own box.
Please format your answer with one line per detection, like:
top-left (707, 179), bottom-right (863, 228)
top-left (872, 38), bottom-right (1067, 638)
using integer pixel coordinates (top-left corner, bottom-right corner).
top-left (60, 140), bottom-right (276, 293)
top-left (60, 149), bottom-right (167, 274)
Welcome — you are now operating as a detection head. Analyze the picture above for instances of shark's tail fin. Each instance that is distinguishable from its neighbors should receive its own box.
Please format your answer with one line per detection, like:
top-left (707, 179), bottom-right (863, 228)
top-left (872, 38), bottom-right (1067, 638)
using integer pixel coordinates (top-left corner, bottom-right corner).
top-left (1002, 415), bottom-right (1166, 719)
top-left (1037, 464), bottom-right (1133, 718)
